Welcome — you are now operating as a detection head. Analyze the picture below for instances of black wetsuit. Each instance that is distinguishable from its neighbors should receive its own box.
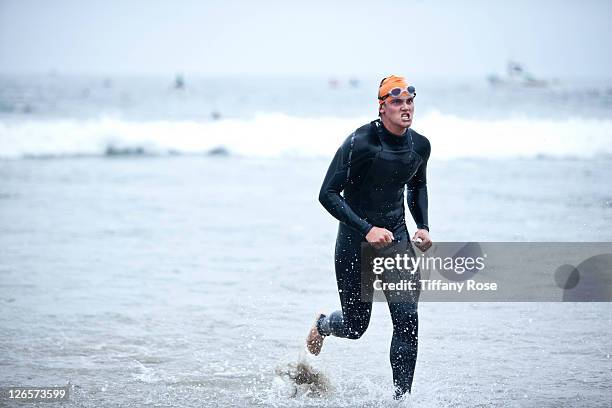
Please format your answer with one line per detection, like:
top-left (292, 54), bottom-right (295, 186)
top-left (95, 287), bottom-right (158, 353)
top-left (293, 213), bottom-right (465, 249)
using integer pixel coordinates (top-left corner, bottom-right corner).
top-left (316, 119), bottom-right (430, 396)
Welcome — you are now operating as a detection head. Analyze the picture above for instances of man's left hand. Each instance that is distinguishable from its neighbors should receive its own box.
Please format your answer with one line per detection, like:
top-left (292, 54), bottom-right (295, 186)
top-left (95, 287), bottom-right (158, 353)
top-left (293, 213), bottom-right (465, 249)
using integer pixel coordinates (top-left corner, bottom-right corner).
top-left (412, 229), bottom-right (432, 251)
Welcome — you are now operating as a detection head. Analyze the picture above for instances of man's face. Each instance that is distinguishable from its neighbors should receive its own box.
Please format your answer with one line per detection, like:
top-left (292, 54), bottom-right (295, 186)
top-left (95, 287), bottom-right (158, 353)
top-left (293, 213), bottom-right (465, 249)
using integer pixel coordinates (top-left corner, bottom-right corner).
top-left (379, 96), bottom-right (414, 129)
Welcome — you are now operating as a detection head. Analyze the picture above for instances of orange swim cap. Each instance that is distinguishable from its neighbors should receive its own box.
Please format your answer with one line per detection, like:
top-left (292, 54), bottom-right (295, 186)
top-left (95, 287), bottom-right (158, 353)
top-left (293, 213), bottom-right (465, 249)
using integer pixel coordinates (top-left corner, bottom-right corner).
top-left (378, 75), bottom-right (414, 105)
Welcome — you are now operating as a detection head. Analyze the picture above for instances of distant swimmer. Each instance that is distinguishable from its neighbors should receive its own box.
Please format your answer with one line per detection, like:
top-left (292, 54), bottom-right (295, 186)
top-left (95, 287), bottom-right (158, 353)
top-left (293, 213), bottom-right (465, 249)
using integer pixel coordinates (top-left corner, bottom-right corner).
top-left (174, 74), bottom-right (185, 90)
top-left (306, 75), bottom-right (432, 400)
top-left (328, 78), bottom-right (339, 89)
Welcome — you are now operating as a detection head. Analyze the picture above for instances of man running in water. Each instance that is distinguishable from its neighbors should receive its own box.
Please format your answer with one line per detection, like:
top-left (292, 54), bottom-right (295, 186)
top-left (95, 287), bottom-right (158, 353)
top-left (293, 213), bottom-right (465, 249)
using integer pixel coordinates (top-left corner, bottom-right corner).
top-left (306, 75), bottom-right (432, 399)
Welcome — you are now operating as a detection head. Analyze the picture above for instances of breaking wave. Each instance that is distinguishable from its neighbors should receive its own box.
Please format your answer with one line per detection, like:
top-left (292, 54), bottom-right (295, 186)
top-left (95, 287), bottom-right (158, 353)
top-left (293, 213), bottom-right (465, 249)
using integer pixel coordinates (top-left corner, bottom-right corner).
top-left (1, 112), bottom-right (611, 159)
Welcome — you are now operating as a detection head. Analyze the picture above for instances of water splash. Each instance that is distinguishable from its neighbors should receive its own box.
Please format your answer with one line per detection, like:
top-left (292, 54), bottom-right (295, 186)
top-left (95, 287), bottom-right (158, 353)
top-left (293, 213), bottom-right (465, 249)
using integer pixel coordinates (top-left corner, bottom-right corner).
top-left (274, 360), bottom-right (332, 398)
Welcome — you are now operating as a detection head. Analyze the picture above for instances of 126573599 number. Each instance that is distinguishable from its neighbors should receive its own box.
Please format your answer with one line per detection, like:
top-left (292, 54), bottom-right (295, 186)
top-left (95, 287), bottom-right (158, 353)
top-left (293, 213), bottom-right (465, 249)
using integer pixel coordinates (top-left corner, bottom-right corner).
top-left (1, 386), bottom-right (69, 401)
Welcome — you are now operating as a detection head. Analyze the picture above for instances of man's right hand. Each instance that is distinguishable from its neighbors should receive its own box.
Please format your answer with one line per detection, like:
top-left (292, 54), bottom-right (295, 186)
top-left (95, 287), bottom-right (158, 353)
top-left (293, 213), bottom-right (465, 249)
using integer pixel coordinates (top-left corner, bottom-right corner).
top-left (366, 226), bottom-right (394, 244)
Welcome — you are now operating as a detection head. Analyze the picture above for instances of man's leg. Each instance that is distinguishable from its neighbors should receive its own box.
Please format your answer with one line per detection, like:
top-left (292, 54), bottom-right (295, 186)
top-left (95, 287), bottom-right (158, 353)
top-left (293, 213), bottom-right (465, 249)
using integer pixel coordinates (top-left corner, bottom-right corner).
top-left (382, 242), bottom-right (420, 398)
top-left (387, 300), bottom-right (419, 397)
top-left (308, 226), bottom-right (373, 354)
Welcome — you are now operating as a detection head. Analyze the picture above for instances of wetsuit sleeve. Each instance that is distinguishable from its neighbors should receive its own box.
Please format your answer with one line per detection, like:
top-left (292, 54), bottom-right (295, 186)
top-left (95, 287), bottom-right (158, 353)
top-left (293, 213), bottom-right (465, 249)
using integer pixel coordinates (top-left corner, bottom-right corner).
top-left (406, 141), bottom-right (430, 231)
top-left (319, 136), bottom-right (373, 237)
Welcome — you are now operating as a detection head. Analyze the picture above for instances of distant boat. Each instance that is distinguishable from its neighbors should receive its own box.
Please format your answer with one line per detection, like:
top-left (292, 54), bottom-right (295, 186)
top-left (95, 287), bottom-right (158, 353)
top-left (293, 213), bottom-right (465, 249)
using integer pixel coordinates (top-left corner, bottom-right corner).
top-left (487, 61), bottom-right (548, 88)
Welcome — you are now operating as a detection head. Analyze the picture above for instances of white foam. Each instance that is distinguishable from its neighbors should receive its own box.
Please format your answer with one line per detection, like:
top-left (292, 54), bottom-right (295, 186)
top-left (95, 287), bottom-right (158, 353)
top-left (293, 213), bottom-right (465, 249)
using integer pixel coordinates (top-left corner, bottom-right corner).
top-left (1, 112), bottom-right (611, 159)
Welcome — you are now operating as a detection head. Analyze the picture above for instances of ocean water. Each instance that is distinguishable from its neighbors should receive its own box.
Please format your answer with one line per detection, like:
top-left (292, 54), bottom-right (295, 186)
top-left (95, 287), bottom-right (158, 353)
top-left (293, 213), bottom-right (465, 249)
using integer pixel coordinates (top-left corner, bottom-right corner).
top-left (1, 74), bottom-right (612, 160)
top-left (1, 75), bottom-right (611, 407)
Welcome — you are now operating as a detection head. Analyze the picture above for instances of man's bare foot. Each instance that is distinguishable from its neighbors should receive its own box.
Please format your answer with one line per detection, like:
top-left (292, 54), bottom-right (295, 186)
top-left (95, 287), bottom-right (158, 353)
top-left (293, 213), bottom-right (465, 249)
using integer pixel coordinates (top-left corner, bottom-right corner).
top-left (306, 313), bottom-right (326, 356)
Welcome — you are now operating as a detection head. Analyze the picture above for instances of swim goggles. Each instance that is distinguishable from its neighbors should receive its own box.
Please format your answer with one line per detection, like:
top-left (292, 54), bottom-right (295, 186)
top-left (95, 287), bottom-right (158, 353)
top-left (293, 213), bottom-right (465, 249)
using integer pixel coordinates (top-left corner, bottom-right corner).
top-left (378, 86), bottom-right (416, 100)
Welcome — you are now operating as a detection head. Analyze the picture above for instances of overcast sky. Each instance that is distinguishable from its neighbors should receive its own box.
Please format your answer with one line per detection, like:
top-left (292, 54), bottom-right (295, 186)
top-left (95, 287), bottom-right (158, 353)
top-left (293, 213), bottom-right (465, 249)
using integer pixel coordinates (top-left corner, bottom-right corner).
top-left (1, 0), bottom-right (611, 78)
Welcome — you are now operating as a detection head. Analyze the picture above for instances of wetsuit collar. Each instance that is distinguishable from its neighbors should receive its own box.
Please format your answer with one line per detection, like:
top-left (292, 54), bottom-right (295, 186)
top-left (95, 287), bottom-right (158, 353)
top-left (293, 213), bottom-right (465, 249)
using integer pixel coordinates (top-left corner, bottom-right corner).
top-left (374, 119), bottom-right (410, 145)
